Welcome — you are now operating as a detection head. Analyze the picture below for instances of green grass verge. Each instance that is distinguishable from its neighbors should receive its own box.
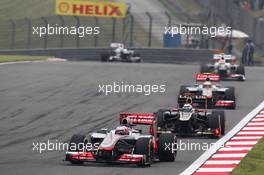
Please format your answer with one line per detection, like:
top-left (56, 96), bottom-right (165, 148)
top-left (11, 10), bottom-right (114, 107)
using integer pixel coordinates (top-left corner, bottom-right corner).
top-left (0, 55), bottom-right (47, 63)
top-left (231, 137), bottom-right (264, 175)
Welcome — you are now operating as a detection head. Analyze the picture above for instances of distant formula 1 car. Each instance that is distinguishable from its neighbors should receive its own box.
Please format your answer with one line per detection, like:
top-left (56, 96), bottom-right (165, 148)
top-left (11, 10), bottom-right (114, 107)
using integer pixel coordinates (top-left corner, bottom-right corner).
top-left (200, 54), bottom-right (245, 81)
top-left (65, 113), bottom-right (177, 166)
top-left (178, 74), bottom-right (236, 109)
top-left (155, 104), bottom-right (225, 138)
top-left (101, 43), bottom-right (141, 62)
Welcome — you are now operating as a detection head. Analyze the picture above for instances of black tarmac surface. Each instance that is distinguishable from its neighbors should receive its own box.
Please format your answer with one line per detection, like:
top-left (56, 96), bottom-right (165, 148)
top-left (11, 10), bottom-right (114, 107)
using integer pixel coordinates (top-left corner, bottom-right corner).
top-left (0, 61), bottom-right (263, 175)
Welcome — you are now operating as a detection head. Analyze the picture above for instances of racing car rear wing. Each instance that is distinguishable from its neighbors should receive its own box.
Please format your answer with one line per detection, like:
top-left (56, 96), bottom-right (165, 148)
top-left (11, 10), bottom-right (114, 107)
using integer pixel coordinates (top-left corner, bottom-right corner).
top-left (196, 73), bottom-right (220, 82)
top-left (213, 54), bottom-right (236, 64)
top-left (178, 94), bottom-right (208, 109)
top-left (110, 43), bottom-right (124, 48)
top-left (213, 54), bottom-right (233, 60)
top-left (119, 113), bottom-right (154, 125)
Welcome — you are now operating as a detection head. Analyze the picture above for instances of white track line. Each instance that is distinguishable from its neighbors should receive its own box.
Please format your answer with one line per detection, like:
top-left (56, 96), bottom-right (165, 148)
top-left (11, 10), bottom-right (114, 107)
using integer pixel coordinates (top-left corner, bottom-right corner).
top-left (219, 147), bottom-right (252, 151)
top-left (252, 118), bottom-right (264, 122)
top-left (204, 160), bottom-right (241, 164)
top-left (256, 114), bottom-right (264, 118)
top-left (0, 60), bottom-right (45, 66)
top-left (180, 100), bottom-right (264, 175)
top-left (242, 127), bottom-right (264, 130)
top-left (212, 153), bottom-right (247, 158)
top-left (225, 141), bottom-right (258, 145)
top-left (196, 168), bottom-right (233, 172)
top-left (237, 131), bottom-right (264, 135)
top-left (247, 122), bottom-right (264, 125)
top-left (231, 136), bottom-right (262, 139)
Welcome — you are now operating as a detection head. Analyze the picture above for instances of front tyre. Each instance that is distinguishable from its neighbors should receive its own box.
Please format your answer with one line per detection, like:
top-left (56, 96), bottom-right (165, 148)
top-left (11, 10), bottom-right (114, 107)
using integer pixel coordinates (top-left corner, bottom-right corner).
top-left (134, 138), bottom-right (154, 167)
top-left (208, 111), bottom-right (225, 138)
top-left (68, 134), bottom-right (87, 164)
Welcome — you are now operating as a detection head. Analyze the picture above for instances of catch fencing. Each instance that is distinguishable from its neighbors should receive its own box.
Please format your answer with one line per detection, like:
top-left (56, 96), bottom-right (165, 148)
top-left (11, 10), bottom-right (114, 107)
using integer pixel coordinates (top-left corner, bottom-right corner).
top-left (198, 0), bottom-right (264, 51)
top-left (0, 11), bottom-right (217, 50)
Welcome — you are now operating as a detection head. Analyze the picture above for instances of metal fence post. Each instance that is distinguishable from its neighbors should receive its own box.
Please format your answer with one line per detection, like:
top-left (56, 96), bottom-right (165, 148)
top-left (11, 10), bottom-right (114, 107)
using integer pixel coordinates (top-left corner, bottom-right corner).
top-left (25, 18), bottom-right (31, 49)
top-left (112, 18), bottom-right (116, 42)
top-left (41, 17), bottom-right (48, 49)
top-left (9, 19), bottom-right (16, 49)
top-left (94, 17), bottom-right (98, 47)
top-left (129, 14), bottom-right (134, 47)
top-left (74, 16), bottom-right (80, 48)
top-left (58, 16), bottom-right (64, 48)
top-left (146, 12), bottom-right (152, 47)
top-left (165, 11), bottom-right (171, 27)
top-left (260, 20), bottom-right (264, 51)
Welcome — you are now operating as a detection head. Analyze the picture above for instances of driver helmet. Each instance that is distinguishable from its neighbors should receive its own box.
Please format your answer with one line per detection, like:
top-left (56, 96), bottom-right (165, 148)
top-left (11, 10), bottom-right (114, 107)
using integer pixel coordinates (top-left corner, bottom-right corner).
top-left (203, 81), bottom-right (212, 89)
top-left (118, 43), bottom-right (124, 49)
top-left (182, 104), bottom-right (193, 112)
top-left (219, 56), bottom-right (226, 64)
top-left (115, 126), bottom-right (130, 135)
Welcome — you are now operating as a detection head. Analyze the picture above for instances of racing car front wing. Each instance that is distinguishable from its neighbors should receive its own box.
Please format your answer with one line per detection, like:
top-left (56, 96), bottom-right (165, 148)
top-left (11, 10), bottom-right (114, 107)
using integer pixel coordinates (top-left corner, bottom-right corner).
top-left (221, 73), bottom-right (245, 81)
top-left (215, 100), bottom-right (235, 107)
top-left (178, 95), bottom-right (235, 109)
top-left (65, 151), bottom-right (144, 164)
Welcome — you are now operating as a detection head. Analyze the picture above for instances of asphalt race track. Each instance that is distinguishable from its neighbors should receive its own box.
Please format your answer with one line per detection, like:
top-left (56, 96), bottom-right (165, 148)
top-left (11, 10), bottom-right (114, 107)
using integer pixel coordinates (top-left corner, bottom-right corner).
top-left (0, 61), bottom-right (264, 175)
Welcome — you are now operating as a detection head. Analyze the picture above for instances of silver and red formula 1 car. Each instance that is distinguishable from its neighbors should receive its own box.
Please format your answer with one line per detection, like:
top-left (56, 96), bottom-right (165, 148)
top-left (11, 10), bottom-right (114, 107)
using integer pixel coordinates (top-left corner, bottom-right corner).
top-left (200, 54), bottom-right (245, 81)
top-left (65, 113), bottom-right (177, 166)
top-left (178, 73), bottom-right (236, 109)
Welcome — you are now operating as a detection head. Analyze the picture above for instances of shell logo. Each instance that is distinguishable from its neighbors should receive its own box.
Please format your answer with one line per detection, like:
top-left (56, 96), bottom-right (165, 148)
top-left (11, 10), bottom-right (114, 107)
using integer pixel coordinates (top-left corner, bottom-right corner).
top-left (58, 2), bottom-right (70, 13)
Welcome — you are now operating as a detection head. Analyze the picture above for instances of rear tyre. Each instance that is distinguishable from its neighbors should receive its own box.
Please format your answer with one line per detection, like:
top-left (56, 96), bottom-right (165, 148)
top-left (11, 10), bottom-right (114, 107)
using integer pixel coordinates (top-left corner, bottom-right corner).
top-left (225, 87), bottom-right (236, 109)
top-left (208, 111), bottom-right (225, 138)
top-left (100, 53), bottom-right (110, 62)
top-left (134, 138), bottom-right (153, 166)
top-left (236, 65), bottom-right (245, 75)
top-left (155, 109), bottom-right (170, 129)
top-left (200, 64), bottom-right (211, 73)
top-left (68, 134), bottom-right (87, 164)
top-left (158, 133), bottom-right (177, 162)
top-left (179, 85), bottom-right (189, 95)
top-left (133, 53), bottom-right (140, 57)
top-left (236, 66), bottom-right (245, 81)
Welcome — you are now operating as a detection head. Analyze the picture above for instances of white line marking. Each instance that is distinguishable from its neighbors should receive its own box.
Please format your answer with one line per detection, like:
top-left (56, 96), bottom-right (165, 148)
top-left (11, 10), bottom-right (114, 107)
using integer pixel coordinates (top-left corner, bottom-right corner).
top-left (180, 100), bottom-right (264, 175)
top-left (256, 114), bottom-right (264, 118)
top-left (226, 141), bottom-right (258, 145)
top-left (204, 160), bottom-right (241, 165)
top-left (212, 153), bottom-right (246, 158)
top-left (231, 136), bottom-right (262, 139)
top-left (197, 168), bottom-right (233, 172)
top-left (247, 122), bottom-right (264, 126)
top-left (237, 131), bottom-right (264, 135)
top-left (219, 147), bottom-right (252, 151)
top-left (0, 60), bottom-right (45, 66)
top-left (252, 118), bottom-right (264, 122)
top-left (242, 127), bottom-right (264, 130)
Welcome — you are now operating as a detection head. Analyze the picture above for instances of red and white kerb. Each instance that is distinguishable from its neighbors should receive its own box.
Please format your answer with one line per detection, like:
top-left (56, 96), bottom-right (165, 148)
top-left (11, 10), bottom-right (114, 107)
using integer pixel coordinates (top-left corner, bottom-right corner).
top-left (193, 109), bottom-right (264, 175)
